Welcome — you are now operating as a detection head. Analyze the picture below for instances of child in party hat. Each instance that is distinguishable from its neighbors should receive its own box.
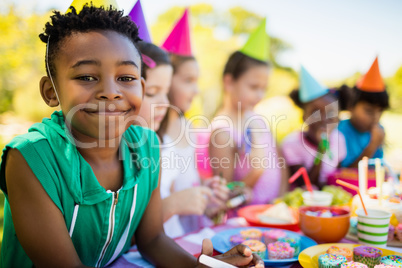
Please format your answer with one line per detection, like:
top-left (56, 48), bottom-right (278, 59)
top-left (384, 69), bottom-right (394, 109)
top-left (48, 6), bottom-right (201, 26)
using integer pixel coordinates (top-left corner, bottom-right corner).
top-left (0, 4), bottom-right (264, 267)
top-left (129, 4), bottom-right (228, 238)
top-left (203, 19), bottom-right (282, 205)
top-left (338, 57), bottom-right (390, 168)
top-left (282, 67), bottom-right (348, 188)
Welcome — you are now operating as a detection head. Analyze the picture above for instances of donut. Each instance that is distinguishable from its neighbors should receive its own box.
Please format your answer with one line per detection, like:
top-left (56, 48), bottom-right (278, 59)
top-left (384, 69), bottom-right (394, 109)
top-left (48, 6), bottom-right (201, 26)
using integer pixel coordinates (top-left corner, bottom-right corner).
top-left (327, 246), bottom-right (353, 261)
top-left (318, 253), bottom-right (347, 268)
top-left (242, 239), bottom-right (266, 259)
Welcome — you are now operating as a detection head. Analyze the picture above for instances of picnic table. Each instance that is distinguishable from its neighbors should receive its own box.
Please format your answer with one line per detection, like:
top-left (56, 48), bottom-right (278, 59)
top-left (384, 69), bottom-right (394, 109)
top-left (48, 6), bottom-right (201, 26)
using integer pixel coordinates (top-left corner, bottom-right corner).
top-left (107, 217), bottom-right (402, 268)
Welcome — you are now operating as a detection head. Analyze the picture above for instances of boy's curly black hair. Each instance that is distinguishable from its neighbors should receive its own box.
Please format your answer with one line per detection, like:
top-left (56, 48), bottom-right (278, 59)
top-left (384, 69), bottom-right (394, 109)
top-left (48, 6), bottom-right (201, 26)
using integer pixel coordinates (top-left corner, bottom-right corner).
top-left (39, 5), bottom-right (141, 78)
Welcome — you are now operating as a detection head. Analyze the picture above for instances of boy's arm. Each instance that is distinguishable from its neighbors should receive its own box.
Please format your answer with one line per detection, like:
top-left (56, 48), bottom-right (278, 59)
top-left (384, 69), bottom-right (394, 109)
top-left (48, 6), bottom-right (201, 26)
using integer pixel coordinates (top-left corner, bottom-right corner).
top-left (135, 169), bottom-right (198, 267)
top-left (5, 149), bottom-right (90, 268)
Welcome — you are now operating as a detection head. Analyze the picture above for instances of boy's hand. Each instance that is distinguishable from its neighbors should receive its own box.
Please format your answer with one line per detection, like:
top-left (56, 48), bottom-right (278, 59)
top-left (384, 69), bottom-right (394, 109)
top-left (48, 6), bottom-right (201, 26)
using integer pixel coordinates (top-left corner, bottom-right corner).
top-left (370, 124), bottom-right (385, 147)
top-left (197, 239), bottom-right (264, 268)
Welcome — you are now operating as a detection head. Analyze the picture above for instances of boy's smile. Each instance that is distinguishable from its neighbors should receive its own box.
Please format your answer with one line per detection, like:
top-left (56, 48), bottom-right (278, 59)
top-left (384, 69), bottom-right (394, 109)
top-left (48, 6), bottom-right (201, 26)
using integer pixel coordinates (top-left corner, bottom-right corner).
top-left (46, 30), bottom-right (144, 143)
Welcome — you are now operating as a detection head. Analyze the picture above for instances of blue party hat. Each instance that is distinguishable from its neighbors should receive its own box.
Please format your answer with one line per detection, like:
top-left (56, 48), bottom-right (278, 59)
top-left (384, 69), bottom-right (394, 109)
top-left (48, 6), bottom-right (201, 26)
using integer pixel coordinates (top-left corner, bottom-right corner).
top-left (299, 66), bottom-right (329, 103)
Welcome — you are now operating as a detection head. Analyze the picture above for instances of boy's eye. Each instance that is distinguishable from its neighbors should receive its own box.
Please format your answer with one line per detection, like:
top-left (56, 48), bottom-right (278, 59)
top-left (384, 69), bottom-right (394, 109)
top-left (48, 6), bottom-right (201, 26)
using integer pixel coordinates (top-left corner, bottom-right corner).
top-left (118, 76), bottom-right (136, 82)
top-left (145, 93), bottom-right (155, 97)
top-left (77, 76), bottom-right (97, 81)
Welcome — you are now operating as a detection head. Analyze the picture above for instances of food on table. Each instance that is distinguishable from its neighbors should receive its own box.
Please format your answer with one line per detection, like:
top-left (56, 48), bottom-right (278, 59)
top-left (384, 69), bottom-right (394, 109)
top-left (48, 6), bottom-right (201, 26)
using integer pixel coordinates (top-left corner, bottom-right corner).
top-left (240, 228), bottom-right (262, 241)
top-left (322, 185), bottom-right (353, 205)
top-left (257, 202), bottom-right (295, 224)
top-left (274, 186), bottom-right (352, 208)
top-left (349, 217), bottom-right (358, 235)
top-left (262, 229), bottom-right (287, 245)
top-left (306, 208), bottom-right (342, 217)
top-left (388, 225), bottom-right (395, 241)
top-left (374, 265), bottom-right (400, 268)
top-left (241, 239), bottom-right (266, 259)
top-left (353, 246), bottom-right (382, 268)
top-left (277, 236), bottom-right (301, 255)
top-left (229, 234), bottom-right (245, 247)
top-left (274, 188), bottom-right (304, 208)
top-left (396, 224), bottom-right (402, 241)
top-left (380, 255), bottom-right (402, 266)
top-left (318, 253), bottom-right (347, 268)
top-left (267, 241), bottom-right (295, 259)
top-left (327, 245), bottom-right (353, 261)
top-left (341, 262), bottom-right (368, 268)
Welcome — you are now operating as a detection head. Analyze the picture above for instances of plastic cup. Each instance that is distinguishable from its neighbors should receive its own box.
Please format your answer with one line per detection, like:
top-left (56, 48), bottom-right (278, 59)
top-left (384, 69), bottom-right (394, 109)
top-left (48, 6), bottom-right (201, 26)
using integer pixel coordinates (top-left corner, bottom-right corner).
top-left (356, 208), bottom-right (391, 247)
top-left (302, 191), bottom-right (333, 206)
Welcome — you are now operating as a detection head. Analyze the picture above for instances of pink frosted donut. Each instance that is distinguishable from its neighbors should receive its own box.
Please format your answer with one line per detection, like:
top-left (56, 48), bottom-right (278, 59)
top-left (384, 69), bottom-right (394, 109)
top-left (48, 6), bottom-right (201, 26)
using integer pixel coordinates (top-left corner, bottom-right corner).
top-left (263, 230), bottom-right (287, 245)
top-left (341, 261), bottom-right (368, 268)
top-left (267, 241), bottom-right (295, 260)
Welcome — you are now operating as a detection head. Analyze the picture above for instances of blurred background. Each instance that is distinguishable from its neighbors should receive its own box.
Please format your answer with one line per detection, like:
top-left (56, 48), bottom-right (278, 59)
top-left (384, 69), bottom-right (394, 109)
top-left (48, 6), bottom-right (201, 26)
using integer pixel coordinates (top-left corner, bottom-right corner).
top-left (0, 0), bottom-right (402, 242)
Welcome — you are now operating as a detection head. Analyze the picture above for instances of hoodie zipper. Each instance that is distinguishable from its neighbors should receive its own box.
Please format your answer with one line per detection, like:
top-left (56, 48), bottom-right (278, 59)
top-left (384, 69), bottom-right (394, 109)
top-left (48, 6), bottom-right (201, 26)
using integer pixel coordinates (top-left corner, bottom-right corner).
top-left (96, 190), bottom-right (120, 267)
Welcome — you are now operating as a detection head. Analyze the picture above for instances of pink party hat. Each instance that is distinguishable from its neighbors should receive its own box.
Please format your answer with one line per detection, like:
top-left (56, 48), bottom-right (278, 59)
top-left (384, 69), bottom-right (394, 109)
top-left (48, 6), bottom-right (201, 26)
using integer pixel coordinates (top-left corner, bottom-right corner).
top-left (161, 8), bottom-right (192, 56)
top-left (128, 0), bottom-right (152, 43)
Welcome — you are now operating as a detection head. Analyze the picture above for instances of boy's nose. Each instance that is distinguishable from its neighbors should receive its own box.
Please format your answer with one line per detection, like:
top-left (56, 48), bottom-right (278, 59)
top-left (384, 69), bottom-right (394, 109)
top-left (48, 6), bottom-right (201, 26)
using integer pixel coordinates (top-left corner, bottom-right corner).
top-left (96, 80), bottom-right (122, 100)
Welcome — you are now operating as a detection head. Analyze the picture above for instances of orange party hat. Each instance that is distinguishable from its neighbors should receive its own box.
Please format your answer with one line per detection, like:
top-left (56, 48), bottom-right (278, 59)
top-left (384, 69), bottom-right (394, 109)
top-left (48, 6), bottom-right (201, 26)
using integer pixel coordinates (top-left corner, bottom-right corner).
top-left (356, 57), bottom-right (385, 92)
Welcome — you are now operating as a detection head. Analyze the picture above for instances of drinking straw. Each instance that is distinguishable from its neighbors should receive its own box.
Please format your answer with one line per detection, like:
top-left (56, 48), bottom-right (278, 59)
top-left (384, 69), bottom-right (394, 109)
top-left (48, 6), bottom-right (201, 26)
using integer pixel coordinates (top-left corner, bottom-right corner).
top-left (288, 167), bottom-right (313, 194)
top-left (336, 179), bottom-right (368, 216)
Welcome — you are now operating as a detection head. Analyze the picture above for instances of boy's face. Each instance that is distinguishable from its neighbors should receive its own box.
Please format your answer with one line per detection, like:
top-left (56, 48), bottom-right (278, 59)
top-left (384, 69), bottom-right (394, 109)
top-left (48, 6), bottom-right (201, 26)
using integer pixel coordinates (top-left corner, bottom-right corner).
top-left (47, 30), bottom-right (144, 142)
top-left (350, 101), bottom-right (384, 132)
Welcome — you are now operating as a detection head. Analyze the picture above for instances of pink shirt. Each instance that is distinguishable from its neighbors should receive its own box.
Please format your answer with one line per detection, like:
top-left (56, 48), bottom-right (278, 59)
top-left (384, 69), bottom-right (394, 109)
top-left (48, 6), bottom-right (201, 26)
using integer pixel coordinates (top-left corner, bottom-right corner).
top-left (196, 114), bottom-right (281, 204)
top-left (281, 130), bottom-right (347, 184)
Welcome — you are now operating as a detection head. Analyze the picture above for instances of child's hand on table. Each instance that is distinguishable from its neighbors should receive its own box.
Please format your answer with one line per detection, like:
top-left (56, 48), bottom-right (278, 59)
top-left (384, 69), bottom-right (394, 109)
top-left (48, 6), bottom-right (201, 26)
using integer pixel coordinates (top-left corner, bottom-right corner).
top-left (197, 239), bottom-right (264, 268)
top-left (370, 124), bottom-right (385, 147)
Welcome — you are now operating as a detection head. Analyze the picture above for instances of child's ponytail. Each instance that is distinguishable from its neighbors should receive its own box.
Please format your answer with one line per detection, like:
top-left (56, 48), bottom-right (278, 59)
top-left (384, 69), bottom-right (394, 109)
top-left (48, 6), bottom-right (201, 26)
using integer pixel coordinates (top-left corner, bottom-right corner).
top-left (335, 84), bottom-right (354, 111)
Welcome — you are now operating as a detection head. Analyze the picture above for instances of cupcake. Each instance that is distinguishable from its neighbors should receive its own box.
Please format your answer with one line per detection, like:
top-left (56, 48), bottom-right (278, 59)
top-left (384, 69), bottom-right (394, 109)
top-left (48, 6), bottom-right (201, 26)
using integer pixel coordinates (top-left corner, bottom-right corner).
top-left (380, 255), bottom-right (402, 266)
top-left (374, 265), bottom-right (399, 268)
top-left (318, 253), bottom-right (347, 268)
top-left (262, 229), bottom-right (286, 244)
top-left (396, 224), bottom-right (402, 241)
top-left (277, 236), bottom-right (301, 255)
top-left (267, 241), bottom-right (294, 260)
top-left (242, 239), bottom-right (266, 259)
top-left (229, 234), bottom-right (245, 247)
top-left (353, 246), bottom-right (382, 268)
top-left (327, 245), bottom-right (353, 262)
top-left (240, 228), bottom-right (262, 241)
top-left (388, 225), bottom-right (395, 242)
top-left (341, 262), bottom-right (368, 268)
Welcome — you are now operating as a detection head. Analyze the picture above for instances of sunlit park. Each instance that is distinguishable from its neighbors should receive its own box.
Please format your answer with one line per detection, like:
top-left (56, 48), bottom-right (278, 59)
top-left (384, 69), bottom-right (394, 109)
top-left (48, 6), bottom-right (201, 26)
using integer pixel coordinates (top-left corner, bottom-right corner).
top-left (0, 0), bottom-right (402, 266)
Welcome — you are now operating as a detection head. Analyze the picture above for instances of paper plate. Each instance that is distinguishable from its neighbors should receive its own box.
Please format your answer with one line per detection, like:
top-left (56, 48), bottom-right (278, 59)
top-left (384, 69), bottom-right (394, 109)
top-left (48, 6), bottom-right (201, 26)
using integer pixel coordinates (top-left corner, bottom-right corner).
top-left (211, 227), bottom-right (317, 267)
top-left (238, 204), bottom-right (300, 231)
top-left (298, 243), bottom-right (402, 268)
